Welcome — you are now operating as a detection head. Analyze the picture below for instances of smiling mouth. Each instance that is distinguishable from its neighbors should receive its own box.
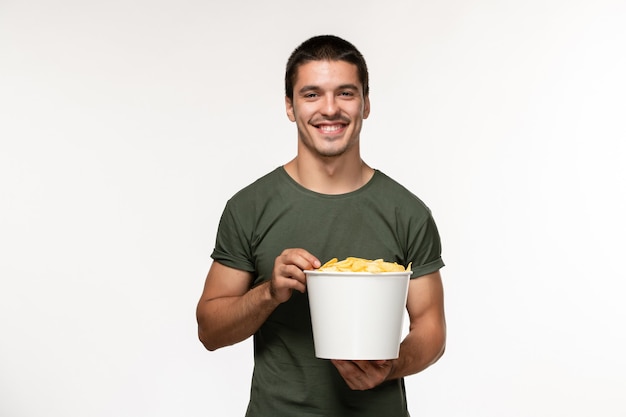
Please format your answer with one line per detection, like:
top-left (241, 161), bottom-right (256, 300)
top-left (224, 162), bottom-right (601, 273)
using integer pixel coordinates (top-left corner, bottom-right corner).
top-left (316, 123), bottom-right (346, 133)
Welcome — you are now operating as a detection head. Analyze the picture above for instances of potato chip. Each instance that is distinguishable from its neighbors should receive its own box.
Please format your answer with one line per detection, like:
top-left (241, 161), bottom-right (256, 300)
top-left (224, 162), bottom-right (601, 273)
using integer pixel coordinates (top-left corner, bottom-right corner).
top-left (317, 256), bottom-right (411, 273)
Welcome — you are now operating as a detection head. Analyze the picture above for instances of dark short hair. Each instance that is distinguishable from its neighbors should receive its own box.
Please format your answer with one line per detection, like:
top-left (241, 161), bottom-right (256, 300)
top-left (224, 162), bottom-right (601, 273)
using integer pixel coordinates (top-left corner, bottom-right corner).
top-left (285, 35), bottom-right (369, 99)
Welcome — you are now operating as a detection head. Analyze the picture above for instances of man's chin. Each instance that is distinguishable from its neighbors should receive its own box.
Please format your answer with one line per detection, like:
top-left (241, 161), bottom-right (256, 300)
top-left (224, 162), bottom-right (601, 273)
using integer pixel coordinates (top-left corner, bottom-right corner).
top-left (315, 142), bottom-right (347, 158)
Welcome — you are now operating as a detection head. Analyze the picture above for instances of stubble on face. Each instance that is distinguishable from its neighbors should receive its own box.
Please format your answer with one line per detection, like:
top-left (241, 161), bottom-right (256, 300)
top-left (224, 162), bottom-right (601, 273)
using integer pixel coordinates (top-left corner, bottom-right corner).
top-left (286, 60), bottom-right (370, 161)
top-left (297, 115), bottom-right (355, 158)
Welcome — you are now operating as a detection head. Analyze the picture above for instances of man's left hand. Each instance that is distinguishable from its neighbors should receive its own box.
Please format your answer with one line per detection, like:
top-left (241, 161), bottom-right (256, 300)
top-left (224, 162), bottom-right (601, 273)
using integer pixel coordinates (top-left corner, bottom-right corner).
top-left (331, 359), bottom-right (394, 390)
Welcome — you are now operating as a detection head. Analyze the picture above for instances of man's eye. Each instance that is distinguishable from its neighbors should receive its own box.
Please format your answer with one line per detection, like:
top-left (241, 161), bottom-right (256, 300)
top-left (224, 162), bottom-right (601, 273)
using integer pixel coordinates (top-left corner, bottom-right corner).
top-left (339, 91), bottom-right (354, 97)
top-left (304, 93), bottom-right (318, 98)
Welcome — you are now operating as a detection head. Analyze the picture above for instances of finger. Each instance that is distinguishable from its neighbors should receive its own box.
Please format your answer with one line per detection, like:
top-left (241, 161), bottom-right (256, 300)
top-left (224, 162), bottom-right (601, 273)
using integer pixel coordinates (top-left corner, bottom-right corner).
top-left (330, 360), bottom-right (359, 377)
top-left (330, 360), bottom-right (360, 387)
top-left (278, 263), bottom-right (307, 284)
top-left (349, 360), bottom-right (369, 371)
top-left (331, 360), bottom-right (377, 391)
top-left (275, 269), bottom-right (307, 293)
top-left (281, 248), bottom-right (321, 270)
top-left (347, 361), bottom-right (391, 387)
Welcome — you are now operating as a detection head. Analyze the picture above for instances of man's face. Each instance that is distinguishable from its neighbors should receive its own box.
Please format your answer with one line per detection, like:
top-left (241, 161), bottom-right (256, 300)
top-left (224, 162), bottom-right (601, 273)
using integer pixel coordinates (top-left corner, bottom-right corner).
top-left (285, 60), bottom-right (370, 159)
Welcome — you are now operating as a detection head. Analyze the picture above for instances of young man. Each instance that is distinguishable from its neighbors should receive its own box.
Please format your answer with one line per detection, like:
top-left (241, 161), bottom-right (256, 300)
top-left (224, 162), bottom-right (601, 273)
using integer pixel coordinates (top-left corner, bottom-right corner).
top-left (196, 35), bottom-right (446, 416)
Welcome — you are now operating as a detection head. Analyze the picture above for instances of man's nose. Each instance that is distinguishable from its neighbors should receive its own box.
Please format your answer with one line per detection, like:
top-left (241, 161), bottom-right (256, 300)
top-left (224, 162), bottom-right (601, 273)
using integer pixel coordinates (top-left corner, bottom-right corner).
top-left (321, 94), bottom-right (340, 117)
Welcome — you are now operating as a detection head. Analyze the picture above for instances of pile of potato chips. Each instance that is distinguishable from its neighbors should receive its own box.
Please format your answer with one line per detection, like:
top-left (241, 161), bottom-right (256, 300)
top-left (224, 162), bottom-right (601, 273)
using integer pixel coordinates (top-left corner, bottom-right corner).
top-left (318, 257), bottom-right (411, 273)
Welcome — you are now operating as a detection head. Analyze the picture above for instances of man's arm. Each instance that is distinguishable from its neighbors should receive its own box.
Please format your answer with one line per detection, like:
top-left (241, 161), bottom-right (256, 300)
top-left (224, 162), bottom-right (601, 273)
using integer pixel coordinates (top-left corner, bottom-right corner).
top-left (196, 249), bottom-right (321, 351)
top-left (196, 261), bottom-right (272, 351)
top-left (331, 271), bottom-right (446, 390)
top-left (388, 270), bottom-right (446, 377)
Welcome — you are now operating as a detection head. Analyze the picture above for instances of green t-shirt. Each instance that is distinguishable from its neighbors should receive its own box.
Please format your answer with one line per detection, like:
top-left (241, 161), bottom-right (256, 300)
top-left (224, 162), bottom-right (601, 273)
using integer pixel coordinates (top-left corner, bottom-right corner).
top-left (211, 167), bottom-right (444, 417)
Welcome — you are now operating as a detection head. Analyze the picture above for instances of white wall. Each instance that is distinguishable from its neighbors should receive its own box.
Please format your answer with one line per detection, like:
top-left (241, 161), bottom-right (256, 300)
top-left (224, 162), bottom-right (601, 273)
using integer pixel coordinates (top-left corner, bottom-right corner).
top-left (1, 1), bottom-right (625, 416)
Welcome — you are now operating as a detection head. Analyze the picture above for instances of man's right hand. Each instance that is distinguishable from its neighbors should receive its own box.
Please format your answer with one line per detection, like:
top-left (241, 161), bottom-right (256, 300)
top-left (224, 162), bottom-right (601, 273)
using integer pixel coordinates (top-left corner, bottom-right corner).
top-left (269, 248), bottom-right (321, 303)
top-left (196, 249), bottom-right (320, 351)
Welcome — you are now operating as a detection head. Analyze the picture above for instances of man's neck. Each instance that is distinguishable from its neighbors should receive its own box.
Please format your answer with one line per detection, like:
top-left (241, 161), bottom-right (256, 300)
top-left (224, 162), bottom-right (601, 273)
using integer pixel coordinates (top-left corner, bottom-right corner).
top-left (283, 154), bottom-right (374, 195)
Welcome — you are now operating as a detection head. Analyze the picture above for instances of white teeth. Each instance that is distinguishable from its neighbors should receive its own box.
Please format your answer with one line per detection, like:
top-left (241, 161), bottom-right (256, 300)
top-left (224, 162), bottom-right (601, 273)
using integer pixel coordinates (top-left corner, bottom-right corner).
top-left (319, 125), bottom-right (342, 132)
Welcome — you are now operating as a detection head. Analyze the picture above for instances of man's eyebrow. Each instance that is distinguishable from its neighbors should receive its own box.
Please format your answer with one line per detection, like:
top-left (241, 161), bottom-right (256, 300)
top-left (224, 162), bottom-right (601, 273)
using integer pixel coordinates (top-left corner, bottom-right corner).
top-left (297, 84), bottom-right (360, 94)
top-left (298, 85), bottom-right (319, 94)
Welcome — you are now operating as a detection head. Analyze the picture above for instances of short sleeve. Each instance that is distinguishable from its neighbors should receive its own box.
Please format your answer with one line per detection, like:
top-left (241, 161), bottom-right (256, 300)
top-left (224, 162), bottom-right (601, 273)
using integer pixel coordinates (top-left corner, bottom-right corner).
top-left (408, 214), bottom-right (445, 278)
top-left (210, 200), bottom-right (256, 273)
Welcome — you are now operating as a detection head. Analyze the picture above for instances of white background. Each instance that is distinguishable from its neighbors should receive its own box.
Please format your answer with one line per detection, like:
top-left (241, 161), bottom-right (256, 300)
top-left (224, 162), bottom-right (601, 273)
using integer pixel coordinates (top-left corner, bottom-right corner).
top-left (1, 0), bottom-right (625, 416)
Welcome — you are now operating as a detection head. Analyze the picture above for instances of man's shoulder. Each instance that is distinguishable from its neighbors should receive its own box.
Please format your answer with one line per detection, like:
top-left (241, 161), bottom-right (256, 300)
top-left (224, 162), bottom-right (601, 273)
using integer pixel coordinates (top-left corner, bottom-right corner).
top-left (371, 170), bottom-right (429, 207)
top-left (372, 170), bottom-right (408, 191)
top-left (227, 167), bottom-right (287, 204)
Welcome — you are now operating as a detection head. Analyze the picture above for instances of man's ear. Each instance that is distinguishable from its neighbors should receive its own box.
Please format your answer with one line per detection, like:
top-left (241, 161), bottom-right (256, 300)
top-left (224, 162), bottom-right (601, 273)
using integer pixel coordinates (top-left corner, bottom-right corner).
top-left (363, 95), bottom-right (371, 120)
top-left (285, 96), bottom-right (296, 122)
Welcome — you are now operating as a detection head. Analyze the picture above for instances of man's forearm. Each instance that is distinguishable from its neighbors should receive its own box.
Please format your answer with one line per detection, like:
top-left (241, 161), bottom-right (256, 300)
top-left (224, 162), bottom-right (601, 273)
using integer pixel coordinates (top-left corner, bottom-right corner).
top-left (197, 281), bottom-right (279, 351)
top-left (388, 320), bottom-right (446, 380)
